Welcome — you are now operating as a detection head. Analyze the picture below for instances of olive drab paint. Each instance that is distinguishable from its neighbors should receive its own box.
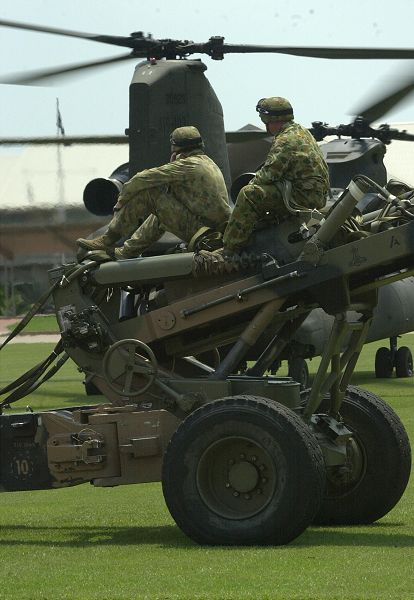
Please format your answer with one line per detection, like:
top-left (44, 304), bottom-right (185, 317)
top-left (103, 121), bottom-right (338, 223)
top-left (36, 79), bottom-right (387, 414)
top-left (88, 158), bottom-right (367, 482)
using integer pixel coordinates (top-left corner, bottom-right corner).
top-left (1, 176), bottom-right (413, 546)
top-left (127, 60), bottom-right (231, 189)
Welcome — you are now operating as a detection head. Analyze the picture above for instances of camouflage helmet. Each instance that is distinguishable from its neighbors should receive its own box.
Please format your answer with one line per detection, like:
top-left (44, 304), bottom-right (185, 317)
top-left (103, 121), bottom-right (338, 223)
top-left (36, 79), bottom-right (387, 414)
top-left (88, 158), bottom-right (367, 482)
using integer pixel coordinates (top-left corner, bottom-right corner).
top-left (170, 126), bottom-right (203, 148)
top-left (256, 97), bottom-right (294, 124)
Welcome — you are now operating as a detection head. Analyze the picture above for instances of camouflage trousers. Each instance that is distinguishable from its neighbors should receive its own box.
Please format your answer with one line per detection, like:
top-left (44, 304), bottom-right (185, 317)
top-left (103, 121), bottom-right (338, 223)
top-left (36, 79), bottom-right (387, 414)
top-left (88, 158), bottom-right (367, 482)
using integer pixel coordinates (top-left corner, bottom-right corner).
top-left (108, 188), bottom-right (206, 257)
top-left (223, 183), bottom-right (288, 252)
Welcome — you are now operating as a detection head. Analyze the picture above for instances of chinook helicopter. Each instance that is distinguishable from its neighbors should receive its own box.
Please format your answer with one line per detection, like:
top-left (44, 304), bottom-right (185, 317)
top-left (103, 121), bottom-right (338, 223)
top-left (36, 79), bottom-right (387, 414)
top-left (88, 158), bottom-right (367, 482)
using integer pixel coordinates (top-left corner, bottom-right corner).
top-left (0, 18), bottom-right (413, 387)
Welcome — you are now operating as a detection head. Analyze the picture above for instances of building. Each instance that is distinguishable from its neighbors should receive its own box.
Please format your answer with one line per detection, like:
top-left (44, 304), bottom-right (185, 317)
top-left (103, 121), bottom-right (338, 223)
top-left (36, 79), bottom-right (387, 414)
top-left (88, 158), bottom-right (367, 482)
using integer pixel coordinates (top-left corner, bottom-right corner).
top-left (0, 143), bottom-right (127, 312)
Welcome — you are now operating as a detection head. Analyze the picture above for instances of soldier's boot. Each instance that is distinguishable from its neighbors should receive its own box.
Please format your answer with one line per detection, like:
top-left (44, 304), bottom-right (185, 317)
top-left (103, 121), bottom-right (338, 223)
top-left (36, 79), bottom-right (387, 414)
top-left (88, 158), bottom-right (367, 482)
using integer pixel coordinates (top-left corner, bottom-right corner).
top-left (112, 245), bottom-right (141, 260)
top-left (77, 229), bottom-right (121, 252)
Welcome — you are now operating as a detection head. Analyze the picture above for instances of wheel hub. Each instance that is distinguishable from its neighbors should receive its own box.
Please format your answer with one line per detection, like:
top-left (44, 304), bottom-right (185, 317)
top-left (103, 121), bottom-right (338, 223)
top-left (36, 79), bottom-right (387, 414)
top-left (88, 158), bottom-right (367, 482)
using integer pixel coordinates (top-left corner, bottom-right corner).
top-left (228, 460), bottom-right (259, 493)
top-left (326, 436), bottom-right (365, 497)
top-left (196, 436), bottom-right (277, 520)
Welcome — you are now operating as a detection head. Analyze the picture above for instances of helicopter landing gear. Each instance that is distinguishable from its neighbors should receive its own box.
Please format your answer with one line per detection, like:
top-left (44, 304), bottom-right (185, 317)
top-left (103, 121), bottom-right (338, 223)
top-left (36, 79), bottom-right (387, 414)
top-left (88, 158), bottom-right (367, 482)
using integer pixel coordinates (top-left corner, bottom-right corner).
top-left (375, 347), bottom-right (393, 378)
top-left (375, 336), bottom-right (413, 378)
top-left (287, 357), bottom-right (310, 390)
top-left (395, 346), bottom-right (413, 378)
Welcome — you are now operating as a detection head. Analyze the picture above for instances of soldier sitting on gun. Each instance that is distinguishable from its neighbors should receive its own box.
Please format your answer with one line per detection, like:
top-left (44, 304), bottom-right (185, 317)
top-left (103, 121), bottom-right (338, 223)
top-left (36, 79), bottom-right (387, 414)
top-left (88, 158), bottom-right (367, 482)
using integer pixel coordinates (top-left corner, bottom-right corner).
top-left (77, 126), bottom-right (230, 260)
top-left (222, 97), bottom-right (330, 254)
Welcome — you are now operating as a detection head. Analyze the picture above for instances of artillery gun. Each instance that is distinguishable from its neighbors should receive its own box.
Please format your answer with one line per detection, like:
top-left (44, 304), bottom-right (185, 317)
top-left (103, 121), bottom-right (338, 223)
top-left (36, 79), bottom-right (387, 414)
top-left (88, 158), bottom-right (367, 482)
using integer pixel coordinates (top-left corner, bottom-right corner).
top-left (1, 19), bottom-right (414, 383)
top-left (0, 175), bottom-right (413, 545)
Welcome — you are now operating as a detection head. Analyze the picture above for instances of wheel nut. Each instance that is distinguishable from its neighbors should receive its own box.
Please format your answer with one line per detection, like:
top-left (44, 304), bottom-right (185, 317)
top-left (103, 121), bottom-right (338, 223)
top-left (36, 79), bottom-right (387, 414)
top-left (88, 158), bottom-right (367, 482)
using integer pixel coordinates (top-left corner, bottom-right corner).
top-left (225, 482), bottom-right (231, 488)
top-left (244, 494), bottom-right (251, 500)
top-left (256, 488), bottom-right (262, 495)
top-left (233, 491), bottom-right (240, 497)
top-left (259, 465), bottom-right (265, 471)
top-left (251, 455), bottom-right (257, 462)
top-left (261, 477), bottom-right (267, 484)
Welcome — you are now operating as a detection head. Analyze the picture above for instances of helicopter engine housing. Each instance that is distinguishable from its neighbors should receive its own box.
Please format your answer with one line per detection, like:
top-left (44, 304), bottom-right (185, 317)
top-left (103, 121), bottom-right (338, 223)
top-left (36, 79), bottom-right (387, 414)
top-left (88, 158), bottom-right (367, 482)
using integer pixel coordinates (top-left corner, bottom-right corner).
top-left (321, 138), bottom-right (387, 189)
top-left (83, 163), bottom-right (129, 216)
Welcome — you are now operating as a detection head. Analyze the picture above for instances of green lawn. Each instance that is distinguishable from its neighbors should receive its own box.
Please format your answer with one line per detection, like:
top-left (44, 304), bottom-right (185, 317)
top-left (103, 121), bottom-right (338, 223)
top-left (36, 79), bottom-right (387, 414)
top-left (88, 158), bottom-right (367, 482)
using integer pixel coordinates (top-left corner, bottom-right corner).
top-left (0, 337), bottom-right (413, 599)
top-left (6, 314), bottom-right (60, 334)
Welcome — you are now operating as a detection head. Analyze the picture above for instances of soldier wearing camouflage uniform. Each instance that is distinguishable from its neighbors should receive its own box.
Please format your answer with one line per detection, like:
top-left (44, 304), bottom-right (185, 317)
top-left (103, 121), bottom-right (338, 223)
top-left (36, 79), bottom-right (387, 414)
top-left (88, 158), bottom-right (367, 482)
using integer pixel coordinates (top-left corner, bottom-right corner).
top-left (77, 126), bottom-right (230, 259)
top-left (223, 97), bottom-right (330, 253)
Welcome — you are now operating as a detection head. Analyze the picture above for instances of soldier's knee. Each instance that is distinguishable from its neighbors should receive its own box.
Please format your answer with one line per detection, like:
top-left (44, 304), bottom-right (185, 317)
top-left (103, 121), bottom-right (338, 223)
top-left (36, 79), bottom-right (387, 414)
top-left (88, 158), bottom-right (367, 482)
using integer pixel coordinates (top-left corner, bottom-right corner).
top-left (242, 183), bottom-right (267, 203)
top-left (235, 184), bottom-right (265, 218)
top-left (238, 183), bottom-right (263, 200)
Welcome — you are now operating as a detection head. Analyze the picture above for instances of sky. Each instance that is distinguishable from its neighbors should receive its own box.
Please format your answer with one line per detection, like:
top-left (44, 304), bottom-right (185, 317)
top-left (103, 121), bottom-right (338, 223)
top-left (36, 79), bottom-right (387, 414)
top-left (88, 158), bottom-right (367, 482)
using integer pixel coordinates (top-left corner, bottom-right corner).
top-left (0, 0), bottom-right (413, 140)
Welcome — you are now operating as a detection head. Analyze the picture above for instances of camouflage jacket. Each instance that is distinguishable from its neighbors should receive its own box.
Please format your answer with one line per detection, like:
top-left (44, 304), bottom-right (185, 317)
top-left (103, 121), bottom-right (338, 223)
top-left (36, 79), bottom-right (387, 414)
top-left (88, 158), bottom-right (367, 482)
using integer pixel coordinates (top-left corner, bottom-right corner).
top-left (251, 122), bottom-right (330, 207)
top-left (117, 149), bottom-right (230, 228)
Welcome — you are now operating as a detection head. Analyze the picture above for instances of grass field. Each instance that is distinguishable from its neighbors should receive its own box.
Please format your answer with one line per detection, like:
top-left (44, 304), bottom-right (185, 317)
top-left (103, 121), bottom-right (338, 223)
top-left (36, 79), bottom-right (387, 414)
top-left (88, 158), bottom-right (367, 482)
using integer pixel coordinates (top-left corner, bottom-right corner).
top-left (6, 314), bottom-right (60, 334)
top-left (0, 337), bottom-right (413, 599)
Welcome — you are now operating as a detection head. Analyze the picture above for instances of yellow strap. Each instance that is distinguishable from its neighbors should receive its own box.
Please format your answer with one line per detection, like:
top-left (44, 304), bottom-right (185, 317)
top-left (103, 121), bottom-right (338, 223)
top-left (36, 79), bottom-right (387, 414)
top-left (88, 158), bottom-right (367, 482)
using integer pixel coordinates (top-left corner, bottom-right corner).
top-left (188, 226), bottom-right (212, 252)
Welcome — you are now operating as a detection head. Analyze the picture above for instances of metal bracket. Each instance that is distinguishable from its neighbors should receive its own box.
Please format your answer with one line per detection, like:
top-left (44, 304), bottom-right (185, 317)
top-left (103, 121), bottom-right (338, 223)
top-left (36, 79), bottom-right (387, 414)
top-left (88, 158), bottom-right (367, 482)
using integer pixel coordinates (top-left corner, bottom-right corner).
top-left (302, 310), bottom-right (373, 421)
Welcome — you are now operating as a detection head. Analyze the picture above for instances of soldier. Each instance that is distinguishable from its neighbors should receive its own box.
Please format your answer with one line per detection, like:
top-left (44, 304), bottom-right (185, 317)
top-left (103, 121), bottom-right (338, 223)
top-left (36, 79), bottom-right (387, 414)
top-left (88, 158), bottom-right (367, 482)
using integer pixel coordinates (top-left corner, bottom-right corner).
top-left (77, 126), bottom-right (230, 259)
top-left (223, 97), bottom-right (330, 253)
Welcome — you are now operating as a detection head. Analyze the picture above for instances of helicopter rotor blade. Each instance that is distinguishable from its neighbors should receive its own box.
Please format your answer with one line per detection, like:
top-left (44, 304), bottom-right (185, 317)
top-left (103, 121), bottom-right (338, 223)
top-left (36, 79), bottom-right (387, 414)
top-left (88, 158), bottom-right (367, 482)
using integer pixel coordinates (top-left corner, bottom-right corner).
top-left (352, 74), bottom-right (414, 124)
top-left (0, 18), bottom-right (139, 49)
top-left (387, 129), bottom-right (414, 142)
top-left (0, 132), bottom-right (271, 145)
top-left (1, 19), bottom-right (413, 91)
top-left (0, 53), bottom-right (134, 85)
top-left (0, 135), bottom-right (128, 145)
top-left (186, 40), bottom-right (414, 60)
top-left (2, 20), bottom-right (414, 60)
top-left (226, 45), bottom-right (414, 60)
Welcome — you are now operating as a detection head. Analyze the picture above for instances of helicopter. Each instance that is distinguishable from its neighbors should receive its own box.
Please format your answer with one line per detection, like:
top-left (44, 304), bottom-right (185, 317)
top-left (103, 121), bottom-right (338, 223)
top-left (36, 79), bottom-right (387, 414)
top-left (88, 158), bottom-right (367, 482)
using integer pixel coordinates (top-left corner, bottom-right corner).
top-left (0, 18), bottom-right (413, 387)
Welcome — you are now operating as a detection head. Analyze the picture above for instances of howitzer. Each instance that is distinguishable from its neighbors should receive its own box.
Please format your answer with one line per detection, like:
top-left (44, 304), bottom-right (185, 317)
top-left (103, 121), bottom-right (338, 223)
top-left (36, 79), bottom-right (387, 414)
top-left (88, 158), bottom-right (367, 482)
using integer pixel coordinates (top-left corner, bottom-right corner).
top-left (1, 176), bottom-right (413, 545)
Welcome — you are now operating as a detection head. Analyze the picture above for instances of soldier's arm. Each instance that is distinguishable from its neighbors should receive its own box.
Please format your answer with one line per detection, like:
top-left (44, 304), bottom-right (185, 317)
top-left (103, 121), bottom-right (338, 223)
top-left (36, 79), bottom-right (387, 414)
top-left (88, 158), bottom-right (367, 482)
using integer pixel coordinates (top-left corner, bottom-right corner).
top-left (117, 159), bottom-right (197, 205)
top-left (252, 138), bottom-right (291, 185)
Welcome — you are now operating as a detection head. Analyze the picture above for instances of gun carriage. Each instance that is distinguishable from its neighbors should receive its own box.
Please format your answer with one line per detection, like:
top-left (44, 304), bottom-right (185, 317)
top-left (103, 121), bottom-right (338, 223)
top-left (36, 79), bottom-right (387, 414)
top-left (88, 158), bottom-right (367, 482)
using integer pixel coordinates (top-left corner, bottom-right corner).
top-left (1, 176), bottom-right (413, 545)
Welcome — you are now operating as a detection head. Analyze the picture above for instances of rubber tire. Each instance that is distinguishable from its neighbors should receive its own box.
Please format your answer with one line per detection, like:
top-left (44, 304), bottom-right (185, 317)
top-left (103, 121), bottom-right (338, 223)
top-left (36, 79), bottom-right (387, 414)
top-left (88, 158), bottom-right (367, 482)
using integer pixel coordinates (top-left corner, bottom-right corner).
top-left (288, 357), bottom-right (310, 390)
top-left (308, 385), bottom-right (411, 525)
top-left (162, 395), bottom-right (325, 546)
top-left (395, 346), bottom-right (413, 378)
top-left (375, 347), bottom-right (393, 378)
